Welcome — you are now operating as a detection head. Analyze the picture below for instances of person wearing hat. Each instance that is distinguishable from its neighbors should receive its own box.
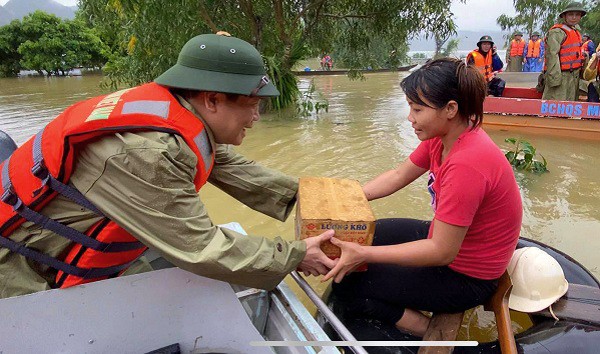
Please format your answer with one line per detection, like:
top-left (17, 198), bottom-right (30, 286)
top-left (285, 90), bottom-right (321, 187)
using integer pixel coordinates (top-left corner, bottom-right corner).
top-left (0, 32), bottom-right (336, 299)
top-left (506, 31), bottom-right (526, 72)
top-left (523, 32), bottom-right (545, 72)
top-left (542, 2), bottom-right (587, 101)
top-left (466, 35), bottom-right (506, 96)
top-left (582, 33), bottom-right (596, 57)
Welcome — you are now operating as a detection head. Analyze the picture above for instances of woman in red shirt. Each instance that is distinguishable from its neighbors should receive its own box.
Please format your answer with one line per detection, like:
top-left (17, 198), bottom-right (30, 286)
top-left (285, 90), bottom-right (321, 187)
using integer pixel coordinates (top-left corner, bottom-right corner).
top-left (324, 58), bottom-right (523, 336)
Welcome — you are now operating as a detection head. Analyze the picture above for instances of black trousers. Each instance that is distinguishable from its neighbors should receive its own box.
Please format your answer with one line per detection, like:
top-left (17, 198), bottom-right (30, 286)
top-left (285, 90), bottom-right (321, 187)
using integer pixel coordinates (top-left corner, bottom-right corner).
top-left (331, 218), bottom-right (498, 325)
top-left (588, 82), bottom-right (600, 103)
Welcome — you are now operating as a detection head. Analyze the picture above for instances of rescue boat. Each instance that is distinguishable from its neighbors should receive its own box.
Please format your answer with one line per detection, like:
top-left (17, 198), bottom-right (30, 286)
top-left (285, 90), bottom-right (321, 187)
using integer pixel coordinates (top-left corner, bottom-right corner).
top-left (322, 237), bottom-right (600, 354)
top-left (483, 85), bottom-right (600, 140)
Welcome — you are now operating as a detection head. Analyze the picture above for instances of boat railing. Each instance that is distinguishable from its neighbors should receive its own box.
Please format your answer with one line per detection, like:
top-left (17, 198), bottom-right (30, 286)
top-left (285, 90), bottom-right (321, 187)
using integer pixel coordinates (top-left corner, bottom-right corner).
top-left (221, 222), bottom-right (368, 354)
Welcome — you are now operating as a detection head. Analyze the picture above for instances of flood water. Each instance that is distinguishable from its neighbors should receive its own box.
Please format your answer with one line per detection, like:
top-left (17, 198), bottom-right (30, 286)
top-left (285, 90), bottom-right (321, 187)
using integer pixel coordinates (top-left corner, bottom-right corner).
top-left (1, 73), bottom-right (598, 340)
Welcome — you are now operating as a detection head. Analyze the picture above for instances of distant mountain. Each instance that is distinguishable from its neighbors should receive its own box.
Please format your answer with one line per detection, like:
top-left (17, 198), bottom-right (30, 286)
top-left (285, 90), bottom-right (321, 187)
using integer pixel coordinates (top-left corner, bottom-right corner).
top-left (409, 30), bottom-right (514, 52)
top-left (0, 5), bottom-right (15, 26)
top-left (2, 0), bottom-right (76, 23)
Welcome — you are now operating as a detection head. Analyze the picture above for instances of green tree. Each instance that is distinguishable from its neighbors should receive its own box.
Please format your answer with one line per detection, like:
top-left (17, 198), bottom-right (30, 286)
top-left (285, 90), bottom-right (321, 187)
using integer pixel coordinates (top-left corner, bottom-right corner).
top-left (0, 20), bottom-right (25, 77)
top-left (79, 0), bottom-right (459, 110)
top-left (0, 11), bottom-right (109, 77)
top-left (431, 8), bottom-right (457, 59)
top-left (496, 0), bottom-right (574, 39)
top-left (441, 38), bottom-right (460, 57)
top-left (580, 2), bottom-right (600, 42)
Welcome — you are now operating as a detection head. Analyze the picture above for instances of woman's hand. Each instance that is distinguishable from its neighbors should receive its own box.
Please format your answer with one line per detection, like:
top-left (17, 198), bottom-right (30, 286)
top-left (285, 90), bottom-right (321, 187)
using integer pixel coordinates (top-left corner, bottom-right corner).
top-left (322, 237), bottom-right (368, 283)
top-left (298, 230), bottom-right (338, 276)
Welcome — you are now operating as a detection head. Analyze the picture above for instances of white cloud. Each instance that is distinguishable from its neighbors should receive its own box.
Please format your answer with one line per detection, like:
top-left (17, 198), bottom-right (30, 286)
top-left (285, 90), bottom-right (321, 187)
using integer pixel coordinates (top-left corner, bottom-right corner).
top-left (451, 0), bottom-right (516, 31)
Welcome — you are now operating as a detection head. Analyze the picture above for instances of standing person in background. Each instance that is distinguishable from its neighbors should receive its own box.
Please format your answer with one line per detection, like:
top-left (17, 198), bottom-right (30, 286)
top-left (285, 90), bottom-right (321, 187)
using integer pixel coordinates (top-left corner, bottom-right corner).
top-left (0, 32), bottom-right (336, 299)
top-left (466, 35), bottom-right (506, 96)
top-left (506, 31), bottom-right (525, 72)
top-left (523, 32), bottom-right (545, 72)
top-left (324, 58), bottom-right (522, 337)
top-left (582, 34), bottom-right (596, 57)
top-left (543, 2), bottom-right (586, 101)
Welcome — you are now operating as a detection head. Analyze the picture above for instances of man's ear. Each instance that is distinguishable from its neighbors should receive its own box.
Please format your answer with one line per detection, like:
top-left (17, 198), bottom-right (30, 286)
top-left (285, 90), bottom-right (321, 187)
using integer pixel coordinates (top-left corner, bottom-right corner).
top-left (201, 92), bottom-right (219, 113)
top-left (446, 100), bottom-right (459, 120)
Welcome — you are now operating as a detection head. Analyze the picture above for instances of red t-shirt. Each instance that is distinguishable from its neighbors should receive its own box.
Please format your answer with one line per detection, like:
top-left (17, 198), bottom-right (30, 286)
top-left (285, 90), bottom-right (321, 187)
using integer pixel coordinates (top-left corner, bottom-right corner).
top-left (409, 128), bottom-right (522, 279)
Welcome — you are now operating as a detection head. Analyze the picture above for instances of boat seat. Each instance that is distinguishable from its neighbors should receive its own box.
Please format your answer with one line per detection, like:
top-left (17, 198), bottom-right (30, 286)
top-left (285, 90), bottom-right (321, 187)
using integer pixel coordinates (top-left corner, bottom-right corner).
top-left (536, 283), bottom-right (600, 326)
top-left (418, 271), bottom-right (517, 354)
top-left (502, 87), bottom-right (543, 99)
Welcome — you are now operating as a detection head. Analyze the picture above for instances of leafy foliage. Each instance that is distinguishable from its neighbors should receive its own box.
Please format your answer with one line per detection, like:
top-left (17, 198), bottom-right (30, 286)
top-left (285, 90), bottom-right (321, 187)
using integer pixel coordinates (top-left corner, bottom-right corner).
top-left (0, 20), bottom-right (25, 76)
top-left (440, 38), bottom-right (460, 58)
top-left (298, 80), bottom-right (329, 117)
top-left (581, 2), bottom-right (600, 42)
top-left (0, 11), bottom-right (108, 77)
top-left (79, 0), bottom-right (459, 109)
top-left (504, 138), bottom-right (548, 174)
top-left (496, 0), bottom-right (572, 43)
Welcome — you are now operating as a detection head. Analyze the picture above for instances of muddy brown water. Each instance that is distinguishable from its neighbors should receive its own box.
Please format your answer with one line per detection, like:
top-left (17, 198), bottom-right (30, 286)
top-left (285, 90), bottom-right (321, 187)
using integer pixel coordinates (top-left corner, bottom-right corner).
top-left (1, 73), bottom-right (598, 341)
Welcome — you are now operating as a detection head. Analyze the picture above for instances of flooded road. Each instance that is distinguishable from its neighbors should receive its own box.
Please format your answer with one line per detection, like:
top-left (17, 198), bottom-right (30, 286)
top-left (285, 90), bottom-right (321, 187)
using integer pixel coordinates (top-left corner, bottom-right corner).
top-left (1, 73), bottom-right (598, 339)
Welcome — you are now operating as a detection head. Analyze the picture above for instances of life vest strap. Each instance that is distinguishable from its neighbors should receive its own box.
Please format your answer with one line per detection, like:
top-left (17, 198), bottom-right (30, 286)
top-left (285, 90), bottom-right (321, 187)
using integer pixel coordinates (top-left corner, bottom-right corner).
top-left (0, 235), bottom-right (134, 279)
top-left (1, 160), bottom-right (144, 253)
top-left (31, 130), bottom-right (104, 216)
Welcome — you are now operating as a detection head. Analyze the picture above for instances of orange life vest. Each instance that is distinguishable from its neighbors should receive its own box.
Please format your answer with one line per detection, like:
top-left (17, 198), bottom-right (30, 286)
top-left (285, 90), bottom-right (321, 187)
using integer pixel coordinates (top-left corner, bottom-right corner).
top-left (0, 83), bottom-right (215, 288)
top-left (544, 24), bottom-right (583, 71)
top-left (467, 49), bottom-right (493, 82)
top-left (509, 39), bottom-right (525, 57)
top-left (526, 39), bottom-right (542, 58)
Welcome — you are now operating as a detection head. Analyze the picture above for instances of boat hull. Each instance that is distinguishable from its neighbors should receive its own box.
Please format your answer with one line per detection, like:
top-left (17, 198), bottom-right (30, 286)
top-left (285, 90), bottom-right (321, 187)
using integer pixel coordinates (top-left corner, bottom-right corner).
top-left (483, 94), bottom-right (600, 140)
top-left (483, 113), bottom-right (600, 140)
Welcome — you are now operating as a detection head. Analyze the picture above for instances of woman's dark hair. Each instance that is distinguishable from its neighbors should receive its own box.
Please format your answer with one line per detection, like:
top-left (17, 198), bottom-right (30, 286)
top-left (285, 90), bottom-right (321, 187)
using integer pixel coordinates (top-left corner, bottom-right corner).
top-left (400, 57), bottom-right (487, 129)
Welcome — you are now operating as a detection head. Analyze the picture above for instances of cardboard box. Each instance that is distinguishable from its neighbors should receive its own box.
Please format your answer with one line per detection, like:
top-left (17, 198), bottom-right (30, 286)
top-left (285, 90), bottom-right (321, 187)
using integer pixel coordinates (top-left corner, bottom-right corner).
top-left (295, 177), bottom-right (376, 259)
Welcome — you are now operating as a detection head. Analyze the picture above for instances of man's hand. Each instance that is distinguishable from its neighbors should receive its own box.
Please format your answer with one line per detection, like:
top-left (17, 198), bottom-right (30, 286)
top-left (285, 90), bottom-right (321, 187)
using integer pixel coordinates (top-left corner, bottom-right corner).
top-left (298, 230), bottom-right (337, 276)
top-left (322, 237), bottom-right (368, 283)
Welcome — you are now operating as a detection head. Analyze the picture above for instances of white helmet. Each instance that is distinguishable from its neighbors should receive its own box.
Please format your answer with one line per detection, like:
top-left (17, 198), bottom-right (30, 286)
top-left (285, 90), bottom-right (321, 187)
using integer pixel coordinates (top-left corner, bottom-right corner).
top-left (507, 247), bottom-right (569, 313)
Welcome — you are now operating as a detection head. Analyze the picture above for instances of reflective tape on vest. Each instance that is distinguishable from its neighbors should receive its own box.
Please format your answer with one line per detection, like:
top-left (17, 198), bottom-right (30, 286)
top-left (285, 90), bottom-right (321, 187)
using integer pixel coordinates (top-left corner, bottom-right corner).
top-left (122, 100), bottom-right (170, 119)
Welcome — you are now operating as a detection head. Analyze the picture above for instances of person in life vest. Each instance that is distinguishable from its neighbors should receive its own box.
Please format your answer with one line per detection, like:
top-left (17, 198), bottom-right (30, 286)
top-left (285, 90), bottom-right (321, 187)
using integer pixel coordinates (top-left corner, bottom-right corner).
top-left (0, 32), bottom-right (337, 299)
top-left (466, 35), bottom-right (506, 97)
top-left (523, 32), bottom-right (545, 72)
top-left (506, 31), bottom-right (526, 72)
top-left (581, 34), bottom-right (596, 57)
top-left (321, 54), bottom-right (334, 71)
top-left (582, 45), bottom-right (600, 102)
top-left (542, 2), bottom-right (587, 101)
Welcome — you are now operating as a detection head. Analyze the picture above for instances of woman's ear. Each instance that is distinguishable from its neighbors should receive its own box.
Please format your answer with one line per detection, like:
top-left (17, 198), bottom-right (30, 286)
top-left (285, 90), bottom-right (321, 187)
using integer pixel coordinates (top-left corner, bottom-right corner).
top-left (446, 100), bottom-right (459, 119)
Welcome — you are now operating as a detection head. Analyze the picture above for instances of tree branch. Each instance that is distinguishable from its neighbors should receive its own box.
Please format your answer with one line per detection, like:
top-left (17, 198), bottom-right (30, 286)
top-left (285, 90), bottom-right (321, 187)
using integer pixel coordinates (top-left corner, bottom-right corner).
top-left (198, 1), bottom-right (218, 33)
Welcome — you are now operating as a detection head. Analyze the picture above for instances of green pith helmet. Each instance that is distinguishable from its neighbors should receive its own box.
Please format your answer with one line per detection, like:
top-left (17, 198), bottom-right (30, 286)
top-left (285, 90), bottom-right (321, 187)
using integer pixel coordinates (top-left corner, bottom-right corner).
top-left (583, 33), bottom-right (591, 39)
top-left (477, 35), bottom-right (494, 46)
top-left (155, 32), bottom-right (279, 97)
top-left (559, 2), bottom-right (587, 17)
top-left (513, 31), bottom-right (523, 37)
top-left (532, 31), bottom-right (541, 37)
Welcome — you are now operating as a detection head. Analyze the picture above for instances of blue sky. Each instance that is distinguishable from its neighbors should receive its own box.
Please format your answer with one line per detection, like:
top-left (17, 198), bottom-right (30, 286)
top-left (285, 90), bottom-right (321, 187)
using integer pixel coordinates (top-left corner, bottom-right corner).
top-left (1, 0), bottom-right (517, 32)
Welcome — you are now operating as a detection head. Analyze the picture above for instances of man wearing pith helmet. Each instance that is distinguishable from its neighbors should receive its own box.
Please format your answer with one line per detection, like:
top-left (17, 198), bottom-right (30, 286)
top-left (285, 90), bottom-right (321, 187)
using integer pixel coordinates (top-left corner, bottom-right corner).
top-left (466, 35), bottom-right (505, 96)
top-left (506, 31), bottom-right (525, 72)
top-left (542, 2), bottom-right (587, 101)
top-left (0, 31), bottom-right (336, 299)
